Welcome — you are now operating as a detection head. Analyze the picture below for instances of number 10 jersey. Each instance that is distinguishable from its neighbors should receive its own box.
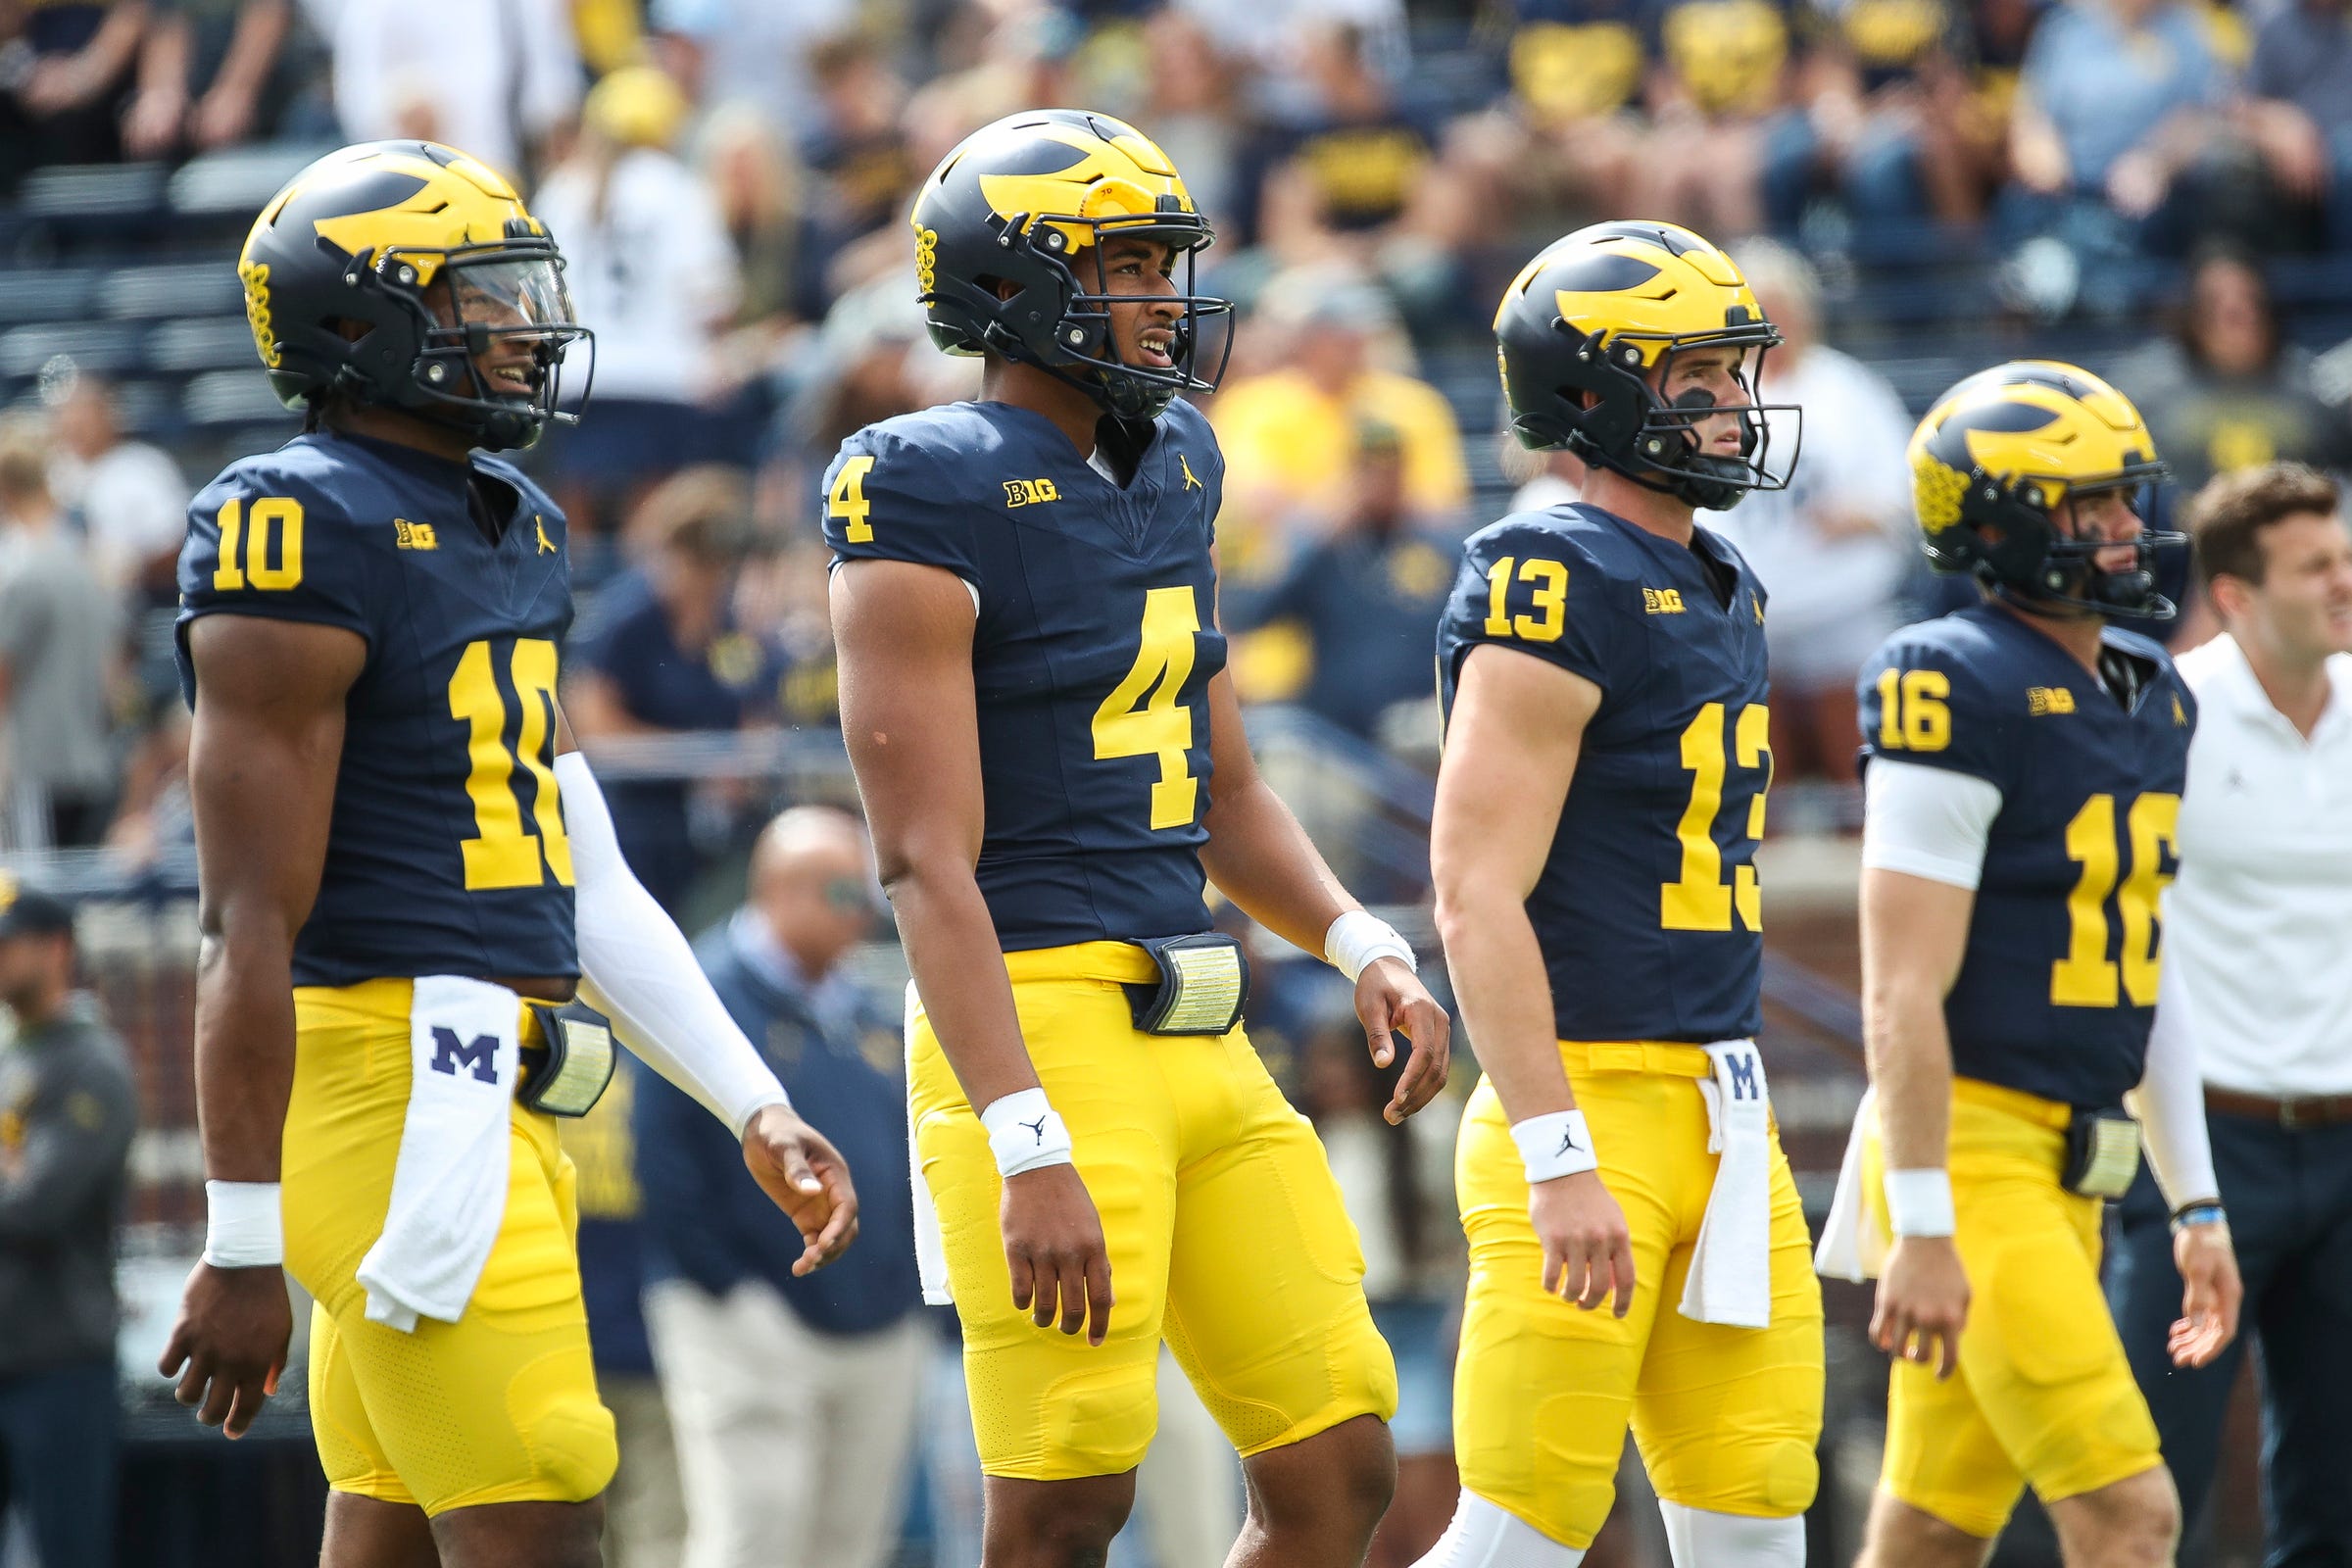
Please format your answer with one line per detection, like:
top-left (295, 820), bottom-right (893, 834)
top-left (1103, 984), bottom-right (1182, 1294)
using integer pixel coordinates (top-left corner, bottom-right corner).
top-left (823, 400), bottom-right (1228, 952)
top-left (177, 428), bottom-right (578, 988)
top-left (1437, 503), bottom-right (1773, 1044)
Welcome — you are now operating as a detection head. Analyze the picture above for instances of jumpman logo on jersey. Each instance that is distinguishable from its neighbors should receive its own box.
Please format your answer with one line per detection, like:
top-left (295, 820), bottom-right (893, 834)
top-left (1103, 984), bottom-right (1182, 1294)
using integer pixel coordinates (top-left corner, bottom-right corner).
top-left (535, 514), bottom-right (557, 555)
top-left (1180, 454), bottom-right (1203, 491)
top-left (1021, 1115), bottom-right (1051, 1146)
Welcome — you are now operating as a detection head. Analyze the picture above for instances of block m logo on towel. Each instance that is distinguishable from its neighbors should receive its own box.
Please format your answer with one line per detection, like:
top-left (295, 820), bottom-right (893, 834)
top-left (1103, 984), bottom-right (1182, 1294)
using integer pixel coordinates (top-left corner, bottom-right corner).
top-left (431, 1027), bottom-right (501, 1085)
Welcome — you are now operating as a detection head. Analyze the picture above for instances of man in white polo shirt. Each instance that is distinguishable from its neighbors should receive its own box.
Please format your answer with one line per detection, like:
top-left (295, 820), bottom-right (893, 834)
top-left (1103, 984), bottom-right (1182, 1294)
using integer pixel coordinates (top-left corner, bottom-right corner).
top-left (2108, 461), bottom-right (2352, 1564)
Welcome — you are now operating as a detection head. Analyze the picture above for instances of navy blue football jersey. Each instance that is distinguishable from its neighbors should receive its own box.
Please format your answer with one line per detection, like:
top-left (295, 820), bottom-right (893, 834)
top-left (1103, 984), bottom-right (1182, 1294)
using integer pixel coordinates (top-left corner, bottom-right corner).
top-left (1438, 503), bottom-right (1773, 1044)
top-left (822, 400), bottom-right (1228, 951)
top-left (177, 430), bottom-right (577, 988)
top-left (1857, 603), bottom-right (2195, 1110)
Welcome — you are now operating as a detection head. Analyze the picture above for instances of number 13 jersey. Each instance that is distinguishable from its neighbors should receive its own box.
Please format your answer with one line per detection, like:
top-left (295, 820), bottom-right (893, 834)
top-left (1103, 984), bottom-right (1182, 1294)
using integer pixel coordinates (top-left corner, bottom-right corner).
top-left (177, 429), bottom-right (577, 988)
top-left (823, 400), bottom-right (1228, 951)
top-left (1437, 503), bottom-right (1772, 1044)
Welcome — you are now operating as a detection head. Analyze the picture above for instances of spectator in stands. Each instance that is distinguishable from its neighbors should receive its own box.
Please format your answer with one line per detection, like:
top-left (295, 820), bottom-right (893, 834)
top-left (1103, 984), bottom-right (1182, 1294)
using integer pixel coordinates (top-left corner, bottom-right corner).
top-left (1245, 22), bottom-right (1469, 316)
top-left (1123, 10), bottom-right (1248, 236)
top-left (1296, 1001), bottom-right (1463, 1568)
top-left (1634, 0), bottom-right (1796, 238)
top-left (564, 466), bottom-right (770, 914)
top-left (327, 0), bottom-right (579, 183)
top-left (636, 807), bottom-right (922, 1568)
top-left (696, 103), bottom-right (808, 368)
top-left (1224, 418), bottom-right (1460, 742)
top-left (1211, 267), bottom-right (1469, 584)
top-left (2117, 247), bottom-right (2352, 495)
top-left (565, 1055), bottom-right (688, 1568)
top-left (2240, 0), bottom-right (2352, 251)
top-left (0, 416), bottom-right (121, 850)
top-left (0, 879), bottom-right (137, 1568)
top-left (2005, 0), bottom-right (2244, 262)
top-left (47, 369), bottom-right (186, 601)
top-left (1446, 1), bottom-right (1647, 248)
top-left (533, 65), bottom-right (745, 545)
top-left (786, 30), bottom-right (917, 323)
top-left (647, 0), bottom-right (858, 148)
top-left (1774, 0), bottom-right (1986, 226)
top-left (0, 0), bottom-right (148, 184)
top-left (1699, 242), bottom-right (1915, 790)
top-left (121, 0), bottom-right (293, 161)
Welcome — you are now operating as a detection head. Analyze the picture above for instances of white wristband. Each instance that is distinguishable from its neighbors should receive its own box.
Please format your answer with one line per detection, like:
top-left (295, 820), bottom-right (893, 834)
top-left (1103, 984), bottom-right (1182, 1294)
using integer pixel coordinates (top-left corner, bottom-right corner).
top-left (1884, 1167), bottom-right (1956, 1238)
top-left (1325, 909), bottom-right (1416, 983)
top-left (979, 1088), bottom-right (1075, 1179)
top-left (202, 1180), bottom-right (284, 1268)
top-left (1511, 1109), bottom-right (1598, 1184)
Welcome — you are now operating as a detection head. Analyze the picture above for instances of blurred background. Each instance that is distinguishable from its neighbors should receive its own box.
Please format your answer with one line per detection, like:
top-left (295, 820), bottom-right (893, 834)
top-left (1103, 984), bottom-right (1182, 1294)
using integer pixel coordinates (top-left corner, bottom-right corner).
top-left (0, 0), bottom-right (2342, 1561)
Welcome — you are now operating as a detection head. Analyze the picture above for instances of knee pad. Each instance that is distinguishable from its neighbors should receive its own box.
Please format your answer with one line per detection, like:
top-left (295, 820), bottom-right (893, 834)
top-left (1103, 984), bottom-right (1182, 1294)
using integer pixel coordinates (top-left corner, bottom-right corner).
top-left (1658, 1501), bottom-right (1805, 1568)
top-left (1411, 1492), bottom-right (1586, 1568)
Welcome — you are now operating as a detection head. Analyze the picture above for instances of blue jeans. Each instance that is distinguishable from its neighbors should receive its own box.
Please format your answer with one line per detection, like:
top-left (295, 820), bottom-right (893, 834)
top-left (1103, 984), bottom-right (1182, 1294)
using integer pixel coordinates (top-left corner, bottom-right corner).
top-left (2108, 1112), bottom-right (2352, 1567)
top-left (0, 1359), bottom-right (120, 1568)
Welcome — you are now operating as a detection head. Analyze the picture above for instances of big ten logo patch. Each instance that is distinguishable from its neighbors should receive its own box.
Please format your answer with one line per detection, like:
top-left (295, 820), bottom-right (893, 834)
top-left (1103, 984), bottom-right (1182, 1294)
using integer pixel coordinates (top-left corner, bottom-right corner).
top-left (240, 259), bottom-right (280, 368)
top-left (914, 226), bottom-right (940, 299)
top-left (1004, 477), bottom-right (1061, 508)
top-left (2027, 686), bottom-right (2076, 716)
top-left (1643, 586), bottom-right (1687, 614)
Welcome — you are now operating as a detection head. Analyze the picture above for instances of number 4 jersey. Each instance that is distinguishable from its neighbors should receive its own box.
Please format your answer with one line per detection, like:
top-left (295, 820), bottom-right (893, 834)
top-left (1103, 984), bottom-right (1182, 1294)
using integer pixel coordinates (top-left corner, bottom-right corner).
top-left (1858, 602), bottom-right (2194, 1110)
top-left (822, 400), bottom-right (1227, 951)
top-left (1437, 503), bottom-right (1772, 1044)
top-left (176, 429), bottom-right (577, 987)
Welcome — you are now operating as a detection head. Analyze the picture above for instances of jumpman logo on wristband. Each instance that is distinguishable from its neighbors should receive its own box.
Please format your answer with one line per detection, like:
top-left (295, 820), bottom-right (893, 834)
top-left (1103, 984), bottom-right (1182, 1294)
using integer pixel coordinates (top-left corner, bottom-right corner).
top-left (1022, 1115), bottom-right (1051, 1146)
top-left (1556, 1126), bottom-right (1583, 1157)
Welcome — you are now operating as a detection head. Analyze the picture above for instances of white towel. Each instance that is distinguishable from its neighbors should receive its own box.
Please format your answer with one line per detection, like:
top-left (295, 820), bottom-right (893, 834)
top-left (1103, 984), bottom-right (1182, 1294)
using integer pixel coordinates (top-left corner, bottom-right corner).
top-left (906, 981), bottom-right (953, 1306)
top-left (354, 976), bottom-right (521, 1333)
top-left (1679, 1039), bottom-right (1774, 1329)
top-left (1814, 1087), bottom-right (1890, 1283)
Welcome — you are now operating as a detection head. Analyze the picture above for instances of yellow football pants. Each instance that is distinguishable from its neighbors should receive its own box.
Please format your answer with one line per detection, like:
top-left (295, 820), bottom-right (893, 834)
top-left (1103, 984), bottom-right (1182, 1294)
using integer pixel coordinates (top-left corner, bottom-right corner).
top-left (1452, 1042), bottom-right (1824, 1547)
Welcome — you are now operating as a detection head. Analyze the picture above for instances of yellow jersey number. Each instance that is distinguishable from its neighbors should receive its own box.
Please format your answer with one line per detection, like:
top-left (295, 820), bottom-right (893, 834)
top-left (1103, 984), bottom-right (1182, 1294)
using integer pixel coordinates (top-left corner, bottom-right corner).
top-left (212, 496), bottom-right (305, 591)
top-left (1662, 702), bottom-right (1772, 932)
top-left (448, 639), bottom-right (573, 890)
top-left (1874, 666), bottom-right (1950, 752)
top-left (1094, 587), bottom-right (1200, 830)
top-left (2052, 791), bottom-right (2179, 1007)
top-left (829, 455), bottom-right (876, 543)
top-left (1483, 555), bottom-right (1568, 642)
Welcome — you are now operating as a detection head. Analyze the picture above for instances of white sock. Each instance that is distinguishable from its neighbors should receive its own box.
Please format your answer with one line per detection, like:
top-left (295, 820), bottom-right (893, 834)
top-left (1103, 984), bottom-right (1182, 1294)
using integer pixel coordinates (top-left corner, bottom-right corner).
top-left (1658, 1500), bottom-right (1806, 1567)
top-left (1410, 1492), bottom-right (1586, 1568)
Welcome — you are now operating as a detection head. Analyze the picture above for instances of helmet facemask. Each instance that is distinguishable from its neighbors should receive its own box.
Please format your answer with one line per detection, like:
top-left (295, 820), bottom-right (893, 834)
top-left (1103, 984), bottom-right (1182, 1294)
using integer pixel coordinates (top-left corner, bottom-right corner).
top-left (1567, 326), bottom-right (1801, 512)
top-left (958, 210), bottom-right (1235, 421)
top-left (1950, 466), bottom-right (2181, 620)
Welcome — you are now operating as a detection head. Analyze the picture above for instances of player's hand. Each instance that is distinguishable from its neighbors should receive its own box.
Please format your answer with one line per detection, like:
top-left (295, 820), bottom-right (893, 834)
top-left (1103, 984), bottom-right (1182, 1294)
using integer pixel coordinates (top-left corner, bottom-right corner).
top-left (1533, 1170), bottom-right (1636, 1317)
top-left (2169, 1221), bottom-right (2242, 1369)
top-left (1355, 956), bottom-right (1451, 1125)
top-left (1873, 1235), bottom-right (1970, 1380)
top-left (157, 1261), bottom-right (293, 1440)
top-left (742, 1103), bottom-right (859, 1276)
top-left (1001, 1162), bottom-right (1114, 1347)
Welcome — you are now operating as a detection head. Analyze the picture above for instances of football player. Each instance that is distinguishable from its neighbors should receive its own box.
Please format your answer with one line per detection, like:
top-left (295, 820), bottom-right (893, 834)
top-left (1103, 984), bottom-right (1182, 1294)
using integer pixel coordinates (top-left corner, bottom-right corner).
top-left (155, 141), bottom-right (858, 1568)
top-left (823, 109), bottom-right (1451, 1568)
top-left (1419, 220), bottom-right (1823, 1568)
top-left (1830, 362), bottom-right (2243, 1568)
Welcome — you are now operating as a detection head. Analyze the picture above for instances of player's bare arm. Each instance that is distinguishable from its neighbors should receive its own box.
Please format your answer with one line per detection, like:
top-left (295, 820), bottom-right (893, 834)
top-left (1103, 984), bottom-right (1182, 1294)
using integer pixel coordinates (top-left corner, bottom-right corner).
top-left (832, 555), bottom-right (1113, 1347)
top-left (1860, 864), bottom-right (1975, 1379)
top-left (551, 706), bottom-right (858, 1277)
top-left (158, 613), bottom-right (365, 1438)
top-left (1196, 656), bottom-right (1450, 1124)
top-left (1432, 642), bottom-right (1635, 1316)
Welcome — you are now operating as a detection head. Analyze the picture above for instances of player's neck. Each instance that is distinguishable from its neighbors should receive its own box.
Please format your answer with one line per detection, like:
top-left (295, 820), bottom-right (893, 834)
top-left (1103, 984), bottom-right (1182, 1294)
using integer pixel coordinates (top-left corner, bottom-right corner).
top-left (1579, 466), bottom-right (1695, 546)
top-left (984, 360), bottom-right (1103, 462)
top-left (2231, 622), bottom-right (2335, 738)
top-left (1994, 596), bottom-right (2108, 674)
top-left (327, 403), bottom-right (476, 467)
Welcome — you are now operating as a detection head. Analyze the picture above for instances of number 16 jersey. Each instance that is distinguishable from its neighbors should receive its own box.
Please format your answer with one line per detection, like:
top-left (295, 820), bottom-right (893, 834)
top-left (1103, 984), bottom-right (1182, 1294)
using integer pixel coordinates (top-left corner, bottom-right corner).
top-left (823, 400), bottom-right (1228, 951)
top-left (176, 429), bottom-right (577, 988)
top-left (1437, 503), bottom-right (1772, 1044)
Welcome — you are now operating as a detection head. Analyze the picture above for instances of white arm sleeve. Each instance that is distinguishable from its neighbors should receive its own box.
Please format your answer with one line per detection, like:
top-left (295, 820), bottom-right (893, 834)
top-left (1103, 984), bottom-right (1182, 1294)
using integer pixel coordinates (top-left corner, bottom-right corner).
top-left (1860, 758), bottom-right (2003, 890)
top-left (557, 751), bottom-right (790, 1140)
top-left (2126, 917), bottom-right (2221, 1212)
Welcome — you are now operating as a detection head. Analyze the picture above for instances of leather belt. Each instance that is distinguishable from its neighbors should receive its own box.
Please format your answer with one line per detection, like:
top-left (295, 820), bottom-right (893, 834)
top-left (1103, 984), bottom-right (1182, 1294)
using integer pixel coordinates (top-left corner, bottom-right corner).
top-left (2205, 1085), bottom-right (2352, 1130)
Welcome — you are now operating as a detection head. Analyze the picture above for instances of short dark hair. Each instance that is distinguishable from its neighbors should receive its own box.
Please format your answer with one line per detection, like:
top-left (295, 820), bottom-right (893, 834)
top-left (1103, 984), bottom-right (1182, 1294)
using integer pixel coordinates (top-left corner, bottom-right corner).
top-left (2186, 462), bottom-right (2341, 591)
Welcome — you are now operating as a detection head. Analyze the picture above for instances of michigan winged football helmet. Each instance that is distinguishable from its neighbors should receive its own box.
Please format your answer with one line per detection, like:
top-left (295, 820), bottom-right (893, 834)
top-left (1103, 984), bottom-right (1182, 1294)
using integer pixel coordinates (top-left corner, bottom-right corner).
top-left (238, 140), bottom-right (591, 451)
top-left (909, 109), bottom-right (1232, 421)
top-left (1910, 361), bottom-right (2180, 619)
top-left (1494, 220), bottom-right (1795, 511)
